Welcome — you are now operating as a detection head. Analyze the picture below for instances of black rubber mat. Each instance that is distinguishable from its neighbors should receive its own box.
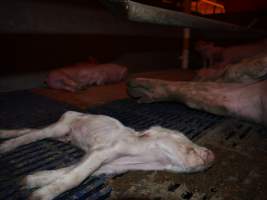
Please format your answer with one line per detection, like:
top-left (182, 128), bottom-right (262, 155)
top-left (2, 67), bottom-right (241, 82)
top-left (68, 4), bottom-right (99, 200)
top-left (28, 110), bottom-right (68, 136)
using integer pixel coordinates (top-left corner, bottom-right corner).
top-left (87, 99), bottom-right (223, 139)
top-left (0, 91), bottom-right (111, 200)
top-left (0, 90), bottom-right (79, 129)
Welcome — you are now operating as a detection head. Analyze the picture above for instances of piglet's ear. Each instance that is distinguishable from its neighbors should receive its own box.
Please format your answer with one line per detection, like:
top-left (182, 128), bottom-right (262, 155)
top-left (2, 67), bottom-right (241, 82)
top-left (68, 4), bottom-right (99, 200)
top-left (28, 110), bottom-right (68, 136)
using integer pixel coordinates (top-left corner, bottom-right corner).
top-left (138, 132), bottom-right (150, 138)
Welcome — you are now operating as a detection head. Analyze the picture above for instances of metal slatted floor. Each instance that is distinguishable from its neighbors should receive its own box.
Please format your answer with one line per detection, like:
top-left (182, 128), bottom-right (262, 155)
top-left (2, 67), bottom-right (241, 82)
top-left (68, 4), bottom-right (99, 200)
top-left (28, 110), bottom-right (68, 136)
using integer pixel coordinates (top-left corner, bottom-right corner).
top-left (0, 91), bottom-right (110, 200)
top-left (0, 91), bottom-right (223, 199)
top-left (87, 99), bottom-right (223, 139)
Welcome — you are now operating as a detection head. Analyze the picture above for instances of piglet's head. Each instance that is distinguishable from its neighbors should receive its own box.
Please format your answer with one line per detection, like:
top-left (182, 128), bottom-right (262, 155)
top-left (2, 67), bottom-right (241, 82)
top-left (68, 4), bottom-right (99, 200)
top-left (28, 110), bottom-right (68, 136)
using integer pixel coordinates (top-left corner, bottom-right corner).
top-left (176, 143), bottom-right (215, 172)
top-left (148, 127), bottom-right (215, 173)
top-left (171, 135), bottom-right (215, 172)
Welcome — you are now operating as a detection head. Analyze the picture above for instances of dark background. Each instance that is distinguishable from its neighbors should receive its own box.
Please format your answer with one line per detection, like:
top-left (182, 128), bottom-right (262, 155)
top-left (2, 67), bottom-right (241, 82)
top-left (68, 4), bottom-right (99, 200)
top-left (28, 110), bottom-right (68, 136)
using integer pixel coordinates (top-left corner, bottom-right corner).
top-left (1, 0), bottom-right (267, 75)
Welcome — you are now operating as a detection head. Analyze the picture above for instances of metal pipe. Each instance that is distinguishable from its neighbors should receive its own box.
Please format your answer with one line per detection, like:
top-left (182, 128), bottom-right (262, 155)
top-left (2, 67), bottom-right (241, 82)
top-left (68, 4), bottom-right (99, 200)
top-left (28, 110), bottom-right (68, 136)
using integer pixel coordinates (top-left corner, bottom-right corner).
top-left (181, 0), bottom-right (192, 69)
top-left (100, 0), bottom-right (266, 35)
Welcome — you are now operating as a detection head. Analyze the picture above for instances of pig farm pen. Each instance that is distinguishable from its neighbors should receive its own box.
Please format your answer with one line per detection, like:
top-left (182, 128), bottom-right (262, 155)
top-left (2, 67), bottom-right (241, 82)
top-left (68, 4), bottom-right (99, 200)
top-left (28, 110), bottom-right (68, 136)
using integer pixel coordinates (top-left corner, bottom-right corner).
top-left (1, 0), bottom-right (267, 200)
top-left (0, 76), bottom-right (266, 200)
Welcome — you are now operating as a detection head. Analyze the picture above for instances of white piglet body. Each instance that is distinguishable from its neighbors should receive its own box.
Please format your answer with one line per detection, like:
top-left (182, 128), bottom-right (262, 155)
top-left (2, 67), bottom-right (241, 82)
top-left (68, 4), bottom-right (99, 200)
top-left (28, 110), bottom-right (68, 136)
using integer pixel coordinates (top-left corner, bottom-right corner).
top-left (0, 111), bottom-right (214, 200)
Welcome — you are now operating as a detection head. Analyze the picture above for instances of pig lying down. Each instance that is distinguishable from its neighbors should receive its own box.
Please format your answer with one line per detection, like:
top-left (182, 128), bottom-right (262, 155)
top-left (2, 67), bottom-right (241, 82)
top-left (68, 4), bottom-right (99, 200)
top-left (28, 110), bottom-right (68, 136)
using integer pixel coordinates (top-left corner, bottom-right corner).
top-left (195, 39), bottom-right (267, 69)
top-left (196, 50), bottom-right (267, 82)
top-left (128, 51), bottom-right (267, 126)
top-left (0, 112), bottom-right (214, 200)
top-left (46, 62), bottom-right (128, 92)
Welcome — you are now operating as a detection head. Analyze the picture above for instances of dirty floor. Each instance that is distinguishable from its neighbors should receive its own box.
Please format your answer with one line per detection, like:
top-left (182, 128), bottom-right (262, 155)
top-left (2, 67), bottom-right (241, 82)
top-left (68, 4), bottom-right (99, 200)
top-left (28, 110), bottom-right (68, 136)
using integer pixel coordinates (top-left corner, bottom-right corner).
top-left (31, 69), bottom-right (267, 200)
top-left (107, 120), bottom-right (267, 200)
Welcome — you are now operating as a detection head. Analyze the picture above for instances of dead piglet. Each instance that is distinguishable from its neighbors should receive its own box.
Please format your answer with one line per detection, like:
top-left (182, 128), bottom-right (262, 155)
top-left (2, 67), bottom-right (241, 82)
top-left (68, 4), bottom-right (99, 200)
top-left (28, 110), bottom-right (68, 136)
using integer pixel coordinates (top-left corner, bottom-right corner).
top-left (46, 63), bottom-right (128, 92)
top-left (0, 111), bottom-right (214, 200)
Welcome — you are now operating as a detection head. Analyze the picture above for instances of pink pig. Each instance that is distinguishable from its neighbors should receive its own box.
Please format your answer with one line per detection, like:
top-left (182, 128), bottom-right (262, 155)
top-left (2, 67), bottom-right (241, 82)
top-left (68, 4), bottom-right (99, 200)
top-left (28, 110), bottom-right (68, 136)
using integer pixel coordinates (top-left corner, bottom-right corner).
top-left (46, 61), bottom-right (128, 92)
top-left (195, 39), bottom-right (267, 69)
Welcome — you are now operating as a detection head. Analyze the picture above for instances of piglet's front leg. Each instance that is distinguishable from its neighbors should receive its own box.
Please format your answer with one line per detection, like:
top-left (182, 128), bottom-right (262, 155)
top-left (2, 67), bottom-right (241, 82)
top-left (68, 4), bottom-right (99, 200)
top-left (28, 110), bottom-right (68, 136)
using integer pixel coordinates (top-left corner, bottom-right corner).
top-left (21, 166), bottom-right (75, 190)
top-left (0, 129), bottom-right (36, 139)
top-left (28, 146), bottom-right (122, 200)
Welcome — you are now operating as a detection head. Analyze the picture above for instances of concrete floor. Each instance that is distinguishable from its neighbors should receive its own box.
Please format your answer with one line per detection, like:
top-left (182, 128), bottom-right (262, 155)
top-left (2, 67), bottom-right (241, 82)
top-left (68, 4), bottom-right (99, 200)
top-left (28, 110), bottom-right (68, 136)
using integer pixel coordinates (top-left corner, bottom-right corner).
top-left (108, 120), bottom-right (267, 200)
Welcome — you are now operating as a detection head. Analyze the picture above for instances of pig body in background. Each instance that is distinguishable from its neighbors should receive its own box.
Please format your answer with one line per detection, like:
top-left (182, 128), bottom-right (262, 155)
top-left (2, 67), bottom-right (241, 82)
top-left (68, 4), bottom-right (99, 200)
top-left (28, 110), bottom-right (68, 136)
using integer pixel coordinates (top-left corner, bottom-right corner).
top-left (196, 51), bottom-right (267, 82)
top-left (195, 39), bottom-right (267, 69)
top-left (128, 52), bottom-right (267, 126)
top-left (46, 63), bottom-right (128, 92)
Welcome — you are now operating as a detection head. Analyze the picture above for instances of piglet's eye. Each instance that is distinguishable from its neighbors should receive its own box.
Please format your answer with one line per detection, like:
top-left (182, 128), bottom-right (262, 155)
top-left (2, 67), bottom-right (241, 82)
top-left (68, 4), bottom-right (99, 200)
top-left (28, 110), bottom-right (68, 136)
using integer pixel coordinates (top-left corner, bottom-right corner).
top-left (185, 147), bottom-right (195, 154)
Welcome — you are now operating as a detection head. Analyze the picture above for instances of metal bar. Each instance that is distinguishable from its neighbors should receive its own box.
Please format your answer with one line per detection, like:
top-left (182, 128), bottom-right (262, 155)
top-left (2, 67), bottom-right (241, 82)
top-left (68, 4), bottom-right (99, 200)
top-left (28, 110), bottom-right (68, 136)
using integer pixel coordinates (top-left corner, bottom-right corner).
top-left (181, 28), bottom-right (190, 69)
top-left (100, 0), bottom-right (267, 34)
top-left (201, 0), bottom-right (224, 9)
top-left (181, 0), bottom-right (192, 69)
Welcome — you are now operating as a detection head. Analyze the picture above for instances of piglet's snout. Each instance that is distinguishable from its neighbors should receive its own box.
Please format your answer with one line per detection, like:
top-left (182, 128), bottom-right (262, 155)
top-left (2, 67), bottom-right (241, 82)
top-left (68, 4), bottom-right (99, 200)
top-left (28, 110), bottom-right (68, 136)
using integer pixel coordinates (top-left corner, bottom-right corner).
top-left (195, 147), bottom-right (215, 167)
top-left (184, 147), bottom-right (215, 171)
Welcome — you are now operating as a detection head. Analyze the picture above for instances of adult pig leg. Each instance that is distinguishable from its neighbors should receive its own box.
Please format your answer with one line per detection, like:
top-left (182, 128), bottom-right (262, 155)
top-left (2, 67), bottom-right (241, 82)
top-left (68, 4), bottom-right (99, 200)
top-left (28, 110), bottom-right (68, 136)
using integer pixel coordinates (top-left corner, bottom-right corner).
top-left (216, 52), bottom-right (267, 83)
top-left (128, 78), bottom-right (267, 126)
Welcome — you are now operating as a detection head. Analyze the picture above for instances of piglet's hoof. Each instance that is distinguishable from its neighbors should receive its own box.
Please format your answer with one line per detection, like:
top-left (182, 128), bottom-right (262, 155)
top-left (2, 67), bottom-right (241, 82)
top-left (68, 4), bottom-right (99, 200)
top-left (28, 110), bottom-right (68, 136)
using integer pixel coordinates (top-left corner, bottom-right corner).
top-left (0, 142), bottom-right (12, 154)
top-left (28, 193), bottom-right (44, 200)
top-left (28, 190), bottom-right (52, 200)
top-left (19, 175), bottom-right (40, 190)
top-left (19, 177), bottom-right (29, 190)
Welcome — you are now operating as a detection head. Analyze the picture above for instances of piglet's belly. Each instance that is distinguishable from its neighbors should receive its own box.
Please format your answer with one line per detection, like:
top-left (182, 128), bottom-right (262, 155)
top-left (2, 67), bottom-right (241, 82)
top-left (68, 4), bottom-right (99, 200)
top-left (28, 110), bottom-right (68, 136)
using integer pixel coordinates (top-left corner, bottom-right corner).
top-left (68, 115), bottom-right (132, 151)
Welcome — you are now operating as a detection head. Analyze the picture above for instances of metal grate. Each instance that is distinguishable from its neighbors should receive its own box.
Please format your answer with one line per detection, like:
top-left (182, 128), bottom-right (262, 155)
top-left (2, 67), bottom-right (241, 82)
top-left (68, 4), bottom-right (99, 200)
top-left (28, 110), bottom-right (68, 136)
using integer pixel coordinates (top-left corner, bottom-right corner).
top-left (0, 92), bottom-right (224, 200)
top-left (0, 90), bottom-right (79, 129)
top-left (0, 91), bottom-right (110, 200)
top-left (87, 99), bottom-right (223, 139)
top-left (0, 139), bottom-right (111, 200)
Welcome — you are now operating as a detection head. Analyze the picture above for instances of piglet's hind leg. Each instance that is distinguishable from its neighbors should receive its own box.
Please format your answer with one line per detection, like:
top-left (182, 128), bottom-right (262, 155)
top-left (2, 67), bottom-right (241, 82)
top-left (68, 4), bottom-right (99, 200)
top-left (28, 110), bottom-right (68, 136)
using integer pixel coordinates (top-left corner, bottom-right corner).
top-left (21, 165), bottom-right (75, 189)
top-left (28, 146), bottom-right (123, 200)
top-left (0, 111), bottom-right (79, 154)
top-left (0, 128), bottom-right (37, 139)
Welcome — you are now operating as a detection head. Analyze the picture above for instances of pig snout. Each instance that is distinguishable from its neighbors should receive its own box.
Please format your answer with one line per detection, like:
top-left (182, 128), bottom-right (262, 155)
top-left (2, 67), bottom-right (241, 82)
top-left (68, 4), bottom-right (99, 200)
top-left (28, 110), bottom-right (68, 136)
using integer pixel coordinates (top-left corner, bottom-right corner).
top-left (185, 147), bottom-right (215, 172)
top-left (197, 148), bottom-right (215, 165)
